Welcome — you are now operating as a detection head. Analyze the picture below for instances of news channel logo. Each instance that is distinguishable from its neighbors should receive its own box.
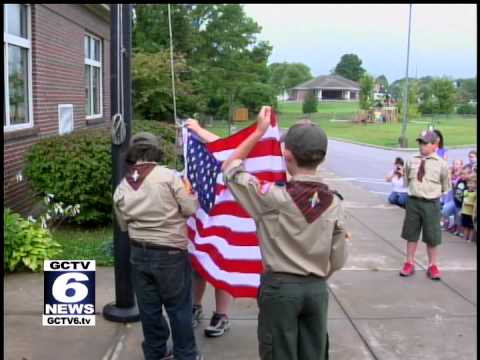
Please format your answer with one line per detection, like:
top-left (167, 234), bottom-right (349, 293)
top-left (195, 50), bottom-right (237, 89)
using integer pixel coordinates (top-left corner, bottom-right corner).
top-left (43, 260), bottom-right (96, 326)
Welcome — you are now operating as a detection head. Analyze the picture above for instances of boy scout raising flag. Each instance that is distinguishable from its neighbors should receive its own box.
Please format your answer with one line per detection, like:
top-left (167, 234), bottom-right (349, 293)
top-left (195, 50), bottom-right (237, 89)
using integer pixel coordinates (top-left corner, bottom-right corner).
top-left (400, 130), bottom-right (450, 280)
top-left (219, 106), bottom-right (349, 360)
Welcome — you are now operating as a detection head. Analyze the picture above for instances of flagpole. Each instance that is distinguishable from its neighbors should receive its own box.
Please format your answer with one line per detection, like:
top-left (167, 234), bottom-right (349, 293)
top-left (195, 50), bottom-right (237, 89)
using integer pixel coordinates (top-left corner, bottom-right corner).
top-left (399, 3), bottom-right (413, 148)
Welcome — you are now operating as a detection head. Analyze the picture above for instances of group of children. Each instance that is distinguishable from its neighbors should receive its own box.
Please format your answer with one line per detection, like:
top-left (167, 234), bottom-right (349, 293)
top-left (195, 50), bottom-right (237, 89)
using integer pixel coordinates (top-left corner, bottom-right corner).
top-left (113, 106), bottom-right (349, 360)
top-left (441, 150), bottom-right (477, 241)
top-left (386, 133), bottom-right (477, 242)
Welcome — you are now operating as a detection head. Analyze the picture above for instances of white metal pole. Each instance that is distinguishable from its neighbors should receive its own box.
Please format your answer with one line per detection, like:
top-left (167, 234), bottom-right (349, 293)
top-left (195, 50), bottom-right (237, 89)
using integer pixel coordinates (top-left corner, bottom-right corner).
top-left (400, 4), bottom-right (412, 147)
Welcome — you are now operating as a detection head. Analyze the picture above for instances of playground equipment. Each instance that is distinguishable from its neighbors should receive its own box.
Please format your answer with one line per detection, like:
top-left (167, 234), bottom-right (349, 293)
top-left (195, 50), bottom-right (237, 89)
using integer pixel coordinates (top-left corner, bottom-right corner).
top-left (353, 105), bottom-right (399, 124)
top-left (233, 107), bottom-right (249, 122)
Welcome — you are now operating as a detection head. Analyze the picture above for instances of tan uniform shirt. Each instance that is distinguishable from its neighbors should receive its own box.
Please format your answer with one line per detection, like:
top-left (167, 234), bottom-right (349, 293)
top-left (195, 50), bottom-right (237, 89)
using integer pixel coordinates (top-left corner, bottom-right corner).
top-left (223, 159), bottom-right (348, 278)
top-left (113, 165), bottom-right (198, 250)
top-left (404, 153), bottom-right (450, 199)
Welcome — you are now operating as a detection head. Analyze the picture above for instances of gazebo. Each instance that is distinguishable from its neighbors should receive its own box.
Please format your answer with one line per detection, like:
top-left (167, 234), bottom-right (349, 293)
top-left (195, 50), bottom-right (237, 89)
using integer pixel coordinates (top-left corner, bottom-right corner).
top-left (289, 74), bottom-right (360, 101)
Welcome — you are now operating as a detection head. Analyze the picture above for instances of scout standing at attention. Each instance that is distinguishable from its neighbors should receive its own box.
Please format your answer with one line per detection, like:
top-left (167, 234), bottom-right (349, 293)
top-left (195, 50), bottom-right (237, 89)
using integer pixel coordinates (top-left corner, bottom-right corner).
top-left (400, 130), bottom-right (450, 280)
top-left (220, 106), bottom-right (349, 360)
top-left (113, 132), bottom-right (203, 360)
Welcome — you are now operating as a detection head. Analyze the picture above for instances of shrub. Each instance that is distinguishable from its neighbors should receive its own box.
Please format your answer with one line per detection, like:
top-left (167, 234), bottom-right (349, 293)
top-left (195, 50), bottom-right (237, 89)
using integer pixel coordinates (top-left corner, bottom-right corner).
top-left (24, 120), bottom-right (178, 225)
top-left (456, 103), bottom-right (476, 115)
top-left (302, 92), bottom-right (318, 114)
top-left (4, 208), bottom-right (62, 272)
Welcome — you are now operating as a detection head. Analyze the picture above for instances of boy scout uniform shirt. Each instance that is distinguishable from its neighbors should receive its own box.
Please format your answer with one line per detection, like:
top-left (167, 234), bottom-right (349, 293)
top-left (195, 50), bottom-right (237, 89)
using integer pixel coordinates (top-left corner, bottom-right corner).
top-left (113, 164), bottom-right (198, 250)
top-left (404, 153), bottom-right (450, 199)
top-left (223, 159), bottom-right (348, 278)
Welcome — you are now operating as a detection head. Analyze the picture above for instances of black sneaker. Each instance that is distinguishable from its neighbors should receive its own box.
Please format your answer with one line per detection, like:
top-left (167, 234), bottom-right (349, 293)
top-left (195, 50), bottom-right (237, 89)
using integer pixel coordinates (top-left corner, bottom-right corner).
top-left (204, 312), bottom-right (230, 337)
top-left (193, 304), bottom-right (203, 328)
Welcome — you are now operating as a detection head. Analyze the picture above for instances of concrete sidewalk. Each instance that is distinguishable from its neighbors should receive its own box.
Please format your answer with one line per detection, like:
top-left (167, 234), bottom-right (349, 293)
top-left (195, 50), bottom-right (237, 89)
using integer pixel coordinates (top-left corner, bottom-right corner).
top-left (4, 166), bottom-right (477, 360)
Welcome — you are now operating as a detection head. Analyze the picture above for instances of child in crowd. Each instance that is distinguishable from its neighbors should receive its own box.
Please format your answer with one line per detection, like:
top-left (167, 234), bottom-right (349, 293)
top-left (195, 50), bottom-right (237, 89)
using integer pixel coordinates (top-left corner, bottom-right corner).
top-left (468, 150), bottom-right (477, 170)
top-left (450, 160), bottom-right (464, 185)
top-left (461, 175), bottom-right (477, 242)
top-left (385, 157), bottom-right (408, 208)
top-left (442, 162), bottom-right (469, 232)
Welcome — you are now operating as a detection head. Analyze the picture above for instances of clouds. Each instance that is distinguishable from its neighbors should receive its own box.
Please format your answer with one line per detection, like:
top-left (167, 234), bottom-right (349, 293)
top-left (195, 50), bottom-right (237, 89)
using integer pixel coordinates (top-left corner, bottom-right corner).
top-left (243, 4), bottom-right (476, 82)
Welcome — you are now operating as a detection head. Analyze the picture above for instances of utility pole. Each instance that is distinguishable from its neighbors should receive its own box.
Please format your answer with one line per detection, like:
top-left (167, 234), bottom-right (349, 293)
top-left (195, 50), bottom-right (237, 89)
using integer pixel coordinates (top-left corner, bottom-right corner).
top-left (103, 4), bottom-right (140, 323)
top-left (399, 3), bottom-right (413, 148)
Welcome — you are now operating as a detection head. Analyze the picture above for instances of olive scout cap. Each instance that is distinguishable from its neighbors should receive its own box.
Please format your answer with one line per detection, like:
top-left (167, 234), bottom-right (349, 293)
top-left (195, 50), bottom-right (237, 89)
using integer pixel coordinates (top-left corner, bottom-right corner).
top-left (129, 132), bottom-right (162, 149)
top-left (281, 121), bottom-right (328, 156)
top-left (416, 130), bottom-right (438, 144)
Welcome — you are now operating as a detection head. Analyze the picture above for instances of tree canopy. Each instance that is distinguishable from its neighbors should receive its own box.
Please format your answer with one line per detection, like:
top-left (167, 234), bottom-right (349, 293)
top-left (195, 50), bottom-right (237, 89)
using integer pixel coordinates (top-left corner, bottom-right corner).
top-left (334, 53), bottom-right (366, 82)
top-left (132, 4), bottom-right (276, 121)
top-left (268, 62), bottom-right (313, 95)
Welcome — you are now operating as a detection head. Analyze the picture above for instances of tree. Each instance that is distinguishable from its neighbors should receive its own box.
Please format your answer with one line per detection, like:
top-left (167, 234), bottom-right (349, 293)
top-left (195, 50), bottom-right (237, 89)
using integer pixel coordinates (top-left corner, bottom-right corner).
top-left (359, 74), bottom-right (374, 110)
top-left (238, 82), bottom-right (277, 114)
top-left (132, 4), bottom-right (274, 120)
top-left (397, 80), bottom-right (420, 119)
top-left (268, 62), bottom-right (313, 95)
top-left (431, 78), bottom-right (456, 114)
top-left (334, 54), bottom-right (365, 82)
top-left (133, 4), bottom-right (195, 55)
top-left (132, 50), bottom-right (205, 121)
top-left (375, 75), bottom-right (389, 92)
top-left (456, 78), bottom-right (477, 104)
top-left (302, 92), bottom-right (318, 114)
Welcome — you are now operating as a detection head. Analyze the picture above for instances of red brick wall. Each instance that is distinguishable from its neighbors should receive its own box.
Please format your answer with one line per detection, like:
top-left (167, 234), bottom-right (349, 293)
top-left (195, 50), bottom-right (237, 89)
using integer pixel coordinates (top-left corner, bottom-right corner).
top-left (3, 4), bottom-right (111, 215)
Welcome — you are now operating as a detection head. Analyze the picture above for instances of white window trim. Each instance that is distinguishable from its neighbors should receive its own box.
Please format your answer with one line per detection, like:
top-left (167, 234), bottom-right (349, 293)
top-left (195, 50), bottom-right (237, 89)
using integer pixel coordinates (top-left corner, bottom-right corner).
top-left (84, 33), bottom-right (103, 120)
top-left (4, 4), bottom-right (34, 132)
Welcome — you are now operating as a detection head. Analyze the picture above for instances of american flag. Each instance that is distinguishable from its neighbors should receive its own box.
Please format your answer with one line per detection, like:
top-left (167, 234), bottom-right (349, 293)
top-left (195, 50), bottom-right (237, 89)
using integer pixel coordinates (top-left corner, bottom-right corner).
top-left (183, 114), bottom-right (286, 298)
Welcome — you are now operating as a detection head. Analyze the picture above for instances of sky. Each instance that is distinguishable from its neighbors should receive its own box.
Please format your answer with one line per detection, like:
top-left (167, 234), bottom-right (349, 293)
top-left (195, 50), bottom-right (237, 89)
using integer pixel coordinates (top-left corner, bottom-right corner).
top-left (242, 4), bottom-right (477, 83)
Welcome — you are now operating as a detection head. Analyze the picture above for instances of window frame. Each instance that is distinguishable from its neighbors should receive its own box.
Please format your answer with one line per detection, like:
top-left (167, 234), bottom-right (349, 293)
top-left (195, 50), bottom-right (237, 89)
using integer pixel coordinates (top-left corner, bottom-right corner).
top-left (4, 4), bottom-right (33, 132)
top-left (84, 33), bottom-right (103, 120)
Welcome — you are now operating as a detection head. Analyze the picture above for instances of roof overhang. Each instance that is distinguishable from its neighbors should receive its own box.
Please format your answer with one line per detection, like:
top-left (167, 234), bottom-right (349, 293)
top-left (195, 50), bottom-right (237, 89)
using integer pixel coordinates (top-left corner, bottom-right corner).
top-left (84, 4), bottom-right (110, 22)
top-left (292, 87), bottom-right (360, 91)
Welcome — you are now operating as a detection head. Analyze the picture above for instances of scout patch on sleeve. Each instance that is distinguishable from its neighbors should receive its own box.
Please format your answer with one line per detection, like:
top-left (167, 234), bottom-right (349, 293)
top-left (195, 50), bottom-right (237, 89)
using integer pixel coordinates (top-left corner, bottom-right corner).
top-left (286, 181), bottom-right (334, 223)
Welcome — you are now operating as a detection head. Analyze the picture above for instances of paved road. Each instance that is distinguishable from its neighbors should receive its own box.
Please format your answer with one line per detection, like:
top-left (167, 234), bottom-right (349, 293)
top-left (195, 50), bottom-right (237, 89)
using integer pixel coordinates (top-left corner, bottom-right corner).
top-left (323, 140), bottom-right (474, 199)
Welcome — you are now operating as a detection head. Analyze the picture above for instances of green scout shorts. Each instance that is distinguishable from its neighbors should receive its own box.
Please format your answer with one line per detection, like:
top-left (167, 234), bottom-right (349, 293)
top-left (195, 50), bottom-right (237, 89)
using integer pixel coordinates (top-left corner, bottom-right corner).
top-left (401, 196), bottom-right (442, 247)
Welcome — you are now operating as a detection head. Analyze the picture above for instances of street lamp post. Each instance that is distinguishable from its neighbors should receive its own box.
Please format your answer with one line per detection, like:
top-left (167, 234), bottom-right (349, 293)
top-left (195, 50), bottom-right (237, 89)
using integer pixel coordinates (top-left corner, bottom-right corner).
top-left (103, 3), bottom-right (140, 323)
top-left (399, 3), bottom-right (413, 148)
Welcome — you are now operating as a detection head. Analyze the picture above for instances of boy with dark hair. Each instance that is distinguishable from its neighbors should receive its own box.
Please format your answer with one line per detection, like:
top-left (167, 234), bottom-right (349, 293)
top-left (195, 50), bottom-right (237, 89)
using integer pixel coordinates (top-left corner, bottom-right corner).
top-left (400, 130), bottom-right (450, 280)
top-left (220, 106), bottom-right (349, 360)
top-left (113, 132), bottom-right (203, 360)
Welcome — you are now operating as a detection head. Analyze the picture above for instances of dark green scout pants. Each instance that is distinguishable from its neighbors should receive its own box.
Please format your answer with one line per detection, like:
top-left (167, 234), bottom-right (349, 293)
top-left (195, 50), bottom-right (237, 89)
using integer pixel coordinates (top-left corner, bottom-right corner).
top-left (257, 272), bottom-right (329, 360)
top-left (401, 196), bottom-right (442, 247)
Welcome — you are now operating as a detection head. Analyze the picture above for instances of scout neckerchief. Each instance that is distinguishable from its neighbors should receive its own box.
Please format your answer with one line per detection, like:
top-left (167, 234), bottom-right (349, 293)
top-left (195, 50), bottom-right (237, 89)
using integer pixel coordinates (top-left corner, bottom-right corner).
top-left (126, 162), bottom-right (157, 191)
top-left (286, 181), bottom-right (334, 224)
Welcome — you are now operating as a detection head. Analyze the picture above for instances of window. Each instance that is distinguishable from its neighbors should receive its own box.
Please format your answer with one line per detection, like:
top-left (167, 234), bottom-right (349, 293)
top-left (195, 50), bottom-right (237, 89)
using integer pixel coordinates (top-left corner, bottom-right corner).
top-left (84, 34), bottom-right (102, 119)
top-left (4, 4), bottom-right (33, 131)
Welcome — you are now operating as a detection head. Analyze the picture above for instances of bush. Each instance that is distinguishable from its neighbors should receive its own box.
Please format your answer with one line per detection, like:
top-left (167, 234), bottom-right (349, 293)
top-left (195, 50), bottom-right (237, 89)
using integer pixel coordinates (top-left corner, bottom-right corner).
top-left (302, 92), bottom-right (318, 114)
top-left (456, 103), bottom-right (476, 115)
top-left (4, 208), bottom-right (62, 272)
top-left (24, 120), bottom-right (177, 225)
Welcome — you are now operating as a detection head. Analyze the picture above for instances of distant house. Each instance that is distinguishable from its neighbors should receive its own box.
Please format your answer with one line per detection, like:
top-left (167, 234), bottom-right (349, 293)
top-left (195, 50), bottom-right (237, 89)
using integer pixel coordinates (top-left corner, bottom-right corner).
top-left (3, 4), bottom-right (111, 215)
top-left (289, 74), bottom-right (360, 101)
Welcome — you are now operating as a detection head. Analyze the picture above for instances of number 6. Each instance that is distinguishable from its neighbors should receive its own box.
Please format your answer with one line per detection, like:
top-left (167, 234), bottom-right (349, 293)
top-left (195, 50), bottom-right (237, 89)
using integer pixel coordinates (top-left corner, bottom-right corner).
top-left (52, 273), bottom-right (89, 303)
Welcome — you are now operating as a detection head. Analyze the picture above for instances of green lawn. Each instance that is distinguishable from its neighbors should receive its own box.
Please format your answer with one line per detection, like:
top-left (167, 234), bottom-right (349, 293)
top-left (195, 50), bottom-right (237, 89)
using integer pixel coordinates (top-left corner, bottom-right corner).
top-left (51, 225), bottom-right (114, 266)
top-left (207, 102), bottom-right (477, 148)
top-left (278, 101), bottom-right (360, 114)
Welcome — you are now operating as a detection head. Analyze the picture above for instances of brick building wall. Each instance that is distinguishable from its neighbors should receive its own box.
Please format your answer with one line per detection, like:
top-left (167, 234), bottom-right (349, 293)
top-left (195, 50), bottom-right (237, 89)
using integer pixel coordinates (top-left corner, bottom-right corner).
top-left (3, 4), bottom-right (111, 215)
